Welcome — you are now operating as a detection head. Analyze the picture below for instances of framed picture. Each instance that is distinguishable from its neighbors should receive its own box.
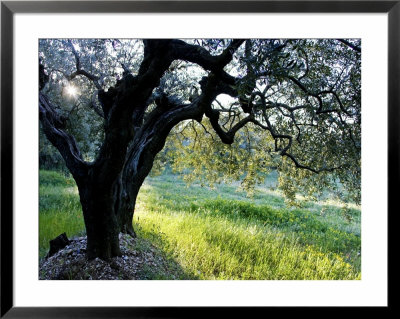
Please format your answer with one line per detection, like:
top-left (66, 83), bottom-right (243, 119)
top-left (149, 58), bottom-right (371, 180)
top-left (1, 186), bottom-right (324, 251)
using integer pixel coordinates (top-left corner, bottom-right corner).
top-left (1, 0), bottom-right (396, 317)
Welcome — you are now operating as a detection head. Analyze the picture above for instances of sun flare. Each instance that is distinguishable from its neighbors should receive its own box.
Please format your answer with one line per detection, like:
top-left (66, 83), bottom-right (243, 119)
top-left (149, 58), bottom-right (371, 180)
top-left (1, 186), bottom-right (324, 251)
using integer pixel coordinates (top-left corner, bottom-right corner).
top-left (65, 85), bottom-right (78, 97)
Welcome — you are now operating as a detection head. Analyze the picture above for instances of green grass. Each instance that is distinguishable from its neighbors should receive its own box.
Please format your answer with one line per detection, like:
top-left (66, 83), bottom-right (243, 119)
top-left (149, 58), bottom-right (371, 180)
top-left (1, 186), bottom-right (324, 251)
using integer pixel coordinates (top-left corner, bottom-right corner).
top-left (39, 169), bottom-right (361, 280)
top-left (39, 170), bottom-right (85, 258)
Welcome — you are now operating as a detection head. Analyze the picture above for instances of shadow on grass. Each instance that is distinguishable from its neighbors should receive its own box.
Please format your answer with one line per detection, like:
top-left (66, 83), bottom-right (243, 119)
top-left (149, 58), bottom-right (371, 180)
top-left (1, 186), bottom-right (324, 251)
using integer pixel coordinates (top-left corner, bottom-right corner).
top-left (133, 223), bottom-right (199, 280)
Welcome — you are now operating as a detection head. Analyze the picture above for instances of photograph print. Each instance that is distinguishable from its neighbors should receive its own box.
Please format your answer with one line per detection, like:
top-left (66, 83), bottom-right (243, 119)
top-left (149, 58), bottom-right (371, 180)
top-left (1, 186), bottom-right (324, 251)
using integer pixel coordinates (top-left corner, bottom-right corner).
top-left (38, 39), bottom-right (361, 280)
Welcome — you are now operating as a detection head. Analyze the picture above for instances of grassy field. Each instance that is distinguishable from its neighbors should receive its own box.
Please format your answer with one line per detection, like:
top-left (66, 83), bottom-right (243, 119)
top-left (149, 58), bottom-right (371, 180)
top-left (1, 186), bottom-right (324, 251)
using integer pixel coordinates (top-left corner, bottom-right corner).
top-left (39, 169), bottom-right (361, 280)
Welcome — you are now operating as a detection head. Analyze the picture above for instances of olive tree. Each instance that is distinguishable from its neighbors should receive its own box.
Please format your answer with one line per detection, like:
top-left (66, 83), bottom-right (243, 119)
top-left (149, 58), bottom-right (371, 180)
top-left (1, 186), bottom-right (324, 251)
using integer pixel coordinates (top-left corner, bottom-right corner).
top-left (39, 39), bottom-right (361, 259)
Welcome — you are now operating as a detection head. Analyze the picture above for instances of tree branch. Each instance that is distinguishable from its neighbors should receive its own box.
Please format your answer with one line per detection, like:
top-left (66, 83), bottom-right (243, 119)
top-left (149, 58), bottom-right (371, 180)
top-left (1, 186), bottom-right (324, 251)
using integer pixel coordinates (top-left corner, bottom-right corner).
top-left (90, 91), bottom-right (105, 118)
top-left (169, 39), bottom-right (244, 73)
top-left (205, 107), bottom-right (255, 145)
top-left (39, 92), bottom-right (88, 179)
top-left (67, 40), bottom-right (102, 90)
top-left (336, 39), bottom-right (361, 53)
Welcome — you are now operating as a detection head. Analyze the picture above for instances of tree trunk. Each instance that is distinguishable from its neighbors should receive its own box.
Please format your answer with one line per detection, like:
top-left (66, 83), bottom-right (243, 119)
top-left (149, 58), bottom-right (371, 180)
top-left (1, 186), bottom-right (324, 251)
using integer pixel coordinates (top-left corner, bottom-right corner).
top-left (77, 179), bottom-right (122, 260)
top-left (117, 186), bottom-right (139, 238)
top-left (75, 128), bottom-right (166, 259)
top-left (115, 174), bottom-right (139, 238)
top-left (116, 147), bottom-right (155, 238)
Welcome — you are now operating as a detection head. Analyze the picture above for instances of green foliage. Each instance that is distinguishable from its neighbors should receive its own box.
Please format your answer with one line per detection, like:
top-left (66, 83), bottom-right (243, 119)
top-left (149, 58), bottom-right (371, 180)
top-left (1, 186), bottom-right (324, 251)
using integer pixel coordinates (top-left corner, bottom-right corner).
top-left (167, 119), bottom-right (277, 196)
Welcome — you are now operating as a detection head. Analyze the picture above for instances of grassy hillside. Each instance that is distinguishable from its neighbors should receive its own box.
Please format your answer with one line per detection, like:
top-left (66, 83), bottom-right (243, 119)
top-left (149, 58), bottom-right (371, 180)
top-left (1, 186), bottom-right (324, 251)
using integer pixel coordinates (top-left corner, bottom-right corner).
top-left (39, 170), bottom-right (361, 280)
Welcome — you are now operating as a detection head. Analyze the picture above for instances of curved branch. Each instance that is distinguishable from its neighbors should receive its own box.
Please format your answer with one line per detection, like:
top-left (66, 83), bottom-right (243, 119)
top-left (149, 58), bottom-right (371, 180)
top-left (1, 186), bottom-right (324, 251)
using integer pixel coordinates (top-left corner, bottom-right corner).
top-left (287, 76), bottom-right (351, 120)
top-left (205, 108), bottom-right (254, 144)
top-left (283, 152), bottom-right (344, 173)
top-left (251, 115), bottom-right (344, 174)
top-left (170, 39), bottom-right (244, 73)
top-left (67, 40), bottom-right (102, 90)
top-left (39, 92), bottom-right (88, 179)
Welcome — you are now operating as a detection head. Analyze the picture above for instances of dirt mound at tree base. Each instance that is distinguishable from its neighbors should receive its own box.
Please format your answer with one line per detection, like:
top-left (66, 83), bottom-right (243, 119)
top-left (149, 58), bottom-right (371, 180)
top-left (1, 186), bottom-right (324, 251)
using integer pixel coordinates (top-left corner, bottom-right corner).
top-left (39, 233), bottom-right (165, 280)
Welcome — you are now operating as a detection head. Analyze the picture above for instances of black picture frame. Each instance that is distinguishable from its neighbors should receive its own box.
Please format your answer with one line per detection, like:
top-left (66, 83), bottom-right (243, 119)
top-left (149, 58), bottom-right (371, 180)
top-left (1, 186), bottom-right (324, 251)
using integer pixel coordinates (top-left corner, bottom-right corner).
top-left (1, 1), bottom-right (396, 317)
